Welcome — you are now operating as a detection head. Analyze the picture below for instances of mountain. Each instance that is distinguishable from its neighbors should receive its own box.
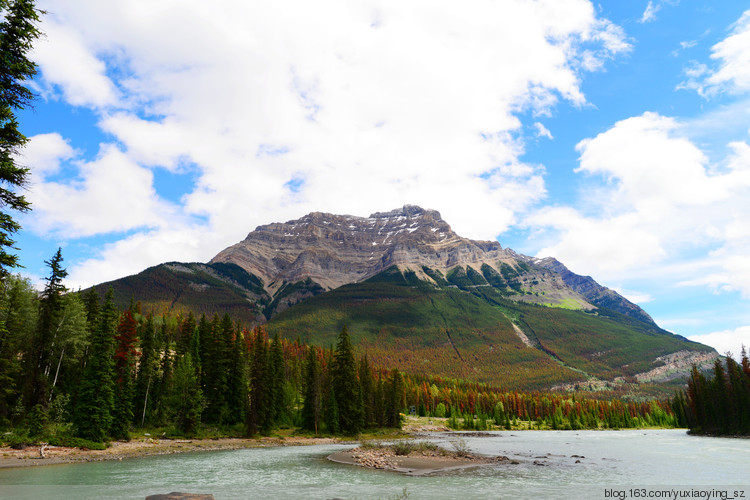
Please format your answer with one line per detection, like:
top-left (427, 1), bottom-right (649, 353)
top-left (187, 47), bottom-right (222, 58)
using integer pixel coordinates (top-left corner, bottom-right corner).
top-left (210, 205), bottom-right (648, 322)
top-left (93, 205), bottom-right (717, 393)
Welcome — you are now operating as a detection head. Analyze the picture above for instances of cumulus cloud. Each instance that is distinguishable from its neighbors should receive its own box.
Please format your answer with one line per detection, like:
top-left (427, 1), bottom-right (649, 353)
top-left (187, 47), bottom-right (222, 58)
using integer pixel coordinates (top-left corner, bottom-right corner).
top-left (528, 112), bottom-right (750, 287)
top-left (28, 0), bottom-right (629, 287)
top-left (25, 144), bottom-right (181, 238)
top-left (18, 133), bottom-right (76, 177)
top-left (30, 20), bottom-right (119, 107)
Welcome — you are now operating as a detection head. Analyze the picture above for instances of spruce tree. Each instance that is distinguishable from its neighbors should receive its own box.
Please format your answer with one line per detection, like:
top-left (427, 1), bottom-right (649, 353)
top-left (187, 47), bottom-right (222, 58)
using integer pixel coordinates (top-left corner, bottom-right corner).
top-left (24, 248), bottom-right (67, 409)
top-left (227, 321), bottom-right (247, 425)
top-left (134, 314), bottom-right (158, 427)
top-left (247, 326), bottom-right (270, 435)
top-left (154, 319), bottom-right (172, 426)
top-left (0, 0), bottom-right (42, 275)
top-left (358, 355), bottom-right (374, 428)
top-left (73, 287), bottom-right (117, 441)
top-left (171, 353), bottom-right (203, 436)
top-left (331, 326), bottom-right (363, 434)
top-left (269, 333), bottom-right (286, 424)
top-left (301, 346), bottom-right (322, 433)
top-left (386, 368), bottom-right (405, 428)
top-left (0, 274), bottom-right (36, 423)
top-left (111, 309), bottom-right (138, 439)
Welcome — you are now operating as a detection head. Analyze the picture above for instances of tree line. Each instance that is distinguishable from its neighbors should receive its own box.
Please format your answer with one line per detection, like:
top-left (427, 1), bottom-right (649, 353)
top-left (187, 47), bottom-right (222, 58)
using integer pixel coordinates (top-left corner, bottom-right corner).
top-left (671, 350), bottom-right (750, 436)
top-left (0, 250), bottom-right (687, 445)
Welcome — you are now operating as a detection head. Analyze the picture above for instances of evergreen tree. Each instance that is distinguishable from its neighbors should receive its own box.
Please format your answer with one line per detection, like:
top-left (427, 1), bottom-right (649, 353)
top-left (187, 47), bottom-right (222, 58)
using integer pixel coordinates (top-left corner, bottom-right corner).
top-left (0, 274), bottom-right (36, 423)
top-left (269, 333), bottom-right (286, 424)
top-left (154, 319), bottom-right (172, 426)
top-left (111, 309), bottom-right (138, 439)
top-left (227, 320), bottom-right (247, 425)
top-left (171, 353), bottom-right (203, 436)
top-left (324, 384), bottom-right (339, 434)
top-left (247, 326), bottom-right (270, 435)
top-left (24, 248), bottom-right (67, 410)
top-left (385, 368), bottom-right (405, 428)
top-left (358, 355), bottom-right (374, 428)
top-left (331, 326), bottom-right (363, 434)
top-left (0, 0), bottom-right (42, 275)
top-left (176, 312), bottom-right (196, 359)
top-left (46, 293), bottom-right (87, 406)
top-left (73, 287), bottom-right (117, 441)
top-left (134, 314), bottom-right (158, 427)
top-left (301, 346), bottom-right (322, 433)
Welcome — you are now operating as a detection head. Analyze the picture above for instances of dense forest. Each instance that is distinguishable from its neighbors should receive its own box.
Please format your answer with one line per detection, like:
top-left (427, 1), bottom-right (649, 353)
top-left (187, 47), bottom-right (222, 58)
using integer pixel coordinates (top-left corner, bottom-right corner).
top-left (0, 251), bottom-right (685, 447)
top-left (674, 351), bottom-right (750, 436)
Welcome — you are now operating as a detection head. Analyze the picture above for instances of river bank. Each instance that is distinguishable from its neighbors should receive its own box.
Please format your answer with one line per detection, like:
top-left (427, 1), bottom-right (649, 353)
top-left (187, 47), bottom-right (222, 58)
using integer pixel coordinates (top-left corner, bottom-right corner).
top-left (0, 435), bottom-right (341, 468)
top-left (0, 416), bottom-right (452, 469)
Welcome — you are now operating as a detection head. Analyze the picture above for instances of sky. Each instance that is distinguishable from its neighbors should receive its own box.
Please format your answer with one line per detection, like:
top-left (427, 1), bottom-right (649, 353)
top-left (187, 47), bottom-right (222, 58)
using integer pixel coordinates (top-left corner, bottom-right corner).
top-left (10, 0), bottom-right (750, 357)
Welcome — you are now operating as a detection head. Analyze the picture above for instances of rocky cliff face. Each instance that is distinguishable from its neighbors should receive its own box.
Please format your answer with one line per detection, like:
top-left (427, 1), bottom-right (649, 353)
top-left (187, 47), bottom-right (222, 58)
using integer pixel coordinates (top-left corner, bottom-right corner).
top-left (210, 205), bottom-right (651, 322)
top-left (211, 205), bottom-right (514, 291)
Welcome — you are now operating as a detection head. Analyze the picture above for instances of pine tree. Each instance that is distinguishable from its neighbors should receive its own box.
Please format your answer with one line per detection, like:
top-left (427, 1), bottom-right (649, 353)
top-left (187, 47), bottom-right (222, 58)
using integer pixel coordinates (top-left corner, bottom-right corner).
top-left (154, 319), bottom-right (172, 425)
top-left (24, 248), bottom-right (67, 410)
top-left (171, 353), bottom-right (203, 436)
top-left (386, 368), bottom-right (405, 428)
top-left (331, 326), bottom-right (363, 434)
top-left (358, 355), bottom-right (374, 428)
top-left (111, 309), bottom-right (138, 439)
top-left (176, 312), bottom-right (196, 359)
top-left (0, 274), bottom-right (36, 423)
top-left (196, 314), bottom-right (212, 396)
top-left (301, 346), bottom-right (322, 433)
top-left (0, 0), bottom-right (42, 275)
top-left (73, 287), bottom-right (117, 441)
top-left (247, 326), bottom-right (270, 435)
top-left (134, 314), bottom-right (158, 427)
top-left (227, 320), bottom-right (247, 425)
top-left (269, 333), bottom-right (286, 424)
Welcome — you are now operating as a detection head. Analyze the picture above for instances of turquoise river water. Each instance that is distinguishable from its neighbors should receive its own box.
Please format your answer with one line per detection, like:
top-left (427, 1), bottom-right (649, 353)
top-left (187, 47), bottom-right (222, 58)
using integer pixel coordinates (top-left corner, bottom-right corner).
top-left (0, 429), bottom-right (748, 499)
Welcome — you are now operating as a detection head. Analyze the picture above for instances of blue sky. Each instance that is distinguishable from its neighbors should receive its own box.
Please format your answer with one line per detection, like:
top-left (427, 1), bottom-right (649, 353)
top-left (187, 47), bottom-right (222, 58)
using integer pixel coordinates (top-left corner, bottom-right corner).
top-left (10, 0), bottom-right (750, 356)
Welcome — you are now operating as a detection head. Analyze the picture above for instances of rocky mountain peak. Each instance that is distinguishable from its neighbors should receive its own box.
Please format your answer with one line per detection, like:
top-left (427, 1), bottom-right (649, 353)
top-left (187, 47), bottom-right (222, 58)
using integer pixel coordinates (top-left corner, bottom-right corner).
top-left (208, 205), bottom-right (653, 325)
top-left (211, 205), bottom-right (507, 292)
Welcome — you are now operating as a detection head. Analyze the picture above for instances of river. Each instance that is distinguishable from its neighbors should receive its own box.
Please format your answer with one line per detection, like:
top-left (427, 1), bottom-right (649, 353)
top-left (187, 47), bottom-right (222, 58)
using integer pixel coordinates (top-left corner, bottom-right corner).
top-left (1, 430), bottom-right (748, 499)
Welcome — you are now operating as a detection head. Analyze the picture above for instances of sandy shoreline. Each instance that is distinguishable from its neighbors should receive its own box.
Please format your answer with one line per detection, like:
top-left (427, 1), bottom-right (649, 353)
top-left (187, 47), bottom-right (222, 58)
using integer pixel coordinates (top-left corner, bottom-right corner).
top-left (0, 436), bottom-right (341, 469)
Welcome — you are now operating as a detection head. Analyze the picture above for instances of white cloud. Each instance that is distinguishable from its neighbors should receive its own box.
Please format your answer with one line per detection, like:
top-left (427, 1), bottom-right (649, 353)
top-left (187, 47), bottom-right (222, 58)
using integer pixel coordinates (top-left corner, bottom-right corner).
top-left (528, 112), bottom-right (750, 287)
top-left (706, 10), bottom-right (750, 93)
top-left (25, 144), bottom-right (180, 238)
top-left (31, 20), bottom-right (119, 108)
top-left (680, 9), bottom-right (750, 96)
top-left (534, 122), bottom-right (554, 140)
top-left (18, 133), bottom-right (76, 176)
top-left (66, 227), bottom-right (223, 289)
top-left (640, 1), bottom-right (660, 24)
top-left (28, 0), bottom-right (629, 286)
top-left (689, 326), bottom-right (750, 359)
top-left (612, 287), bottom-right (653, 304)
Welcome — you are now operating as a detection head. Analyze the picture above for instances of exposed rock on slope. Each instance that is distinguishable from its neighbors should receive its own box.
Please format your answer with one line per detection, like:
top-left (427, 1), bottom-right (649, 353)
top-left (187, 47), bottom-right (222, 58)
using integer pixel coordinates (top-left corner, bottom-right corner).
top-left (210, 205), bottom-right (650, 320)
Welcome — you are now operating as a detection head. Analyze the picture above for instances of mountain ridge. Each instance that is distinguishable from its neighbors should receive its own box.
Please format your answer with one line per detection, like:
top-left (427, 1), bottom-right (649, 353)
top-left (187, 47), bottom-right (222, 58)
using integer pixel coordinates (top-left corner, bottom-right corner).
top-left (89, 205), bottom-right (716, 394)
top-left (209, 204), bottom-right (652, 324)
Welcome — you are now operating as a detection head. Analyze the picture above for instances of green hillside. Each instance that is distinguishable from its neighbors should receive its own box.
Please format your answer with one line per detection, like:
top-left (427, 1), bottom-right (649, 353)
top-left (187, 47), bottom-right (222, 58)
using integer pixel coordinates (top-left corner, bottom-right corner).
top-left (91, 262), bottom-right (270, 324)
top-left (267, 266), bottom-right (714, 391)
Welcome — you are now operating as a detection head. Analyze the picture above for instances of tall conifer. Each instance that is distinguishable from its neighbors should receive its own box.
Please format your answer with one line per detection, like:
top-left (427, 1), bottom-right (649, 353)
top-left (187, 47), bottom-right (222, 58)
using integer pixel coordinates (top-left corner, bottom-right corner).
top-left (332, 326), bottom-right (363, 434)
top-left (73, 287), bottom-right (117, 441)
top-left (301, 346), bottom-right (322, 433)
top-left (111, 309), bottom-right (138, 438)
